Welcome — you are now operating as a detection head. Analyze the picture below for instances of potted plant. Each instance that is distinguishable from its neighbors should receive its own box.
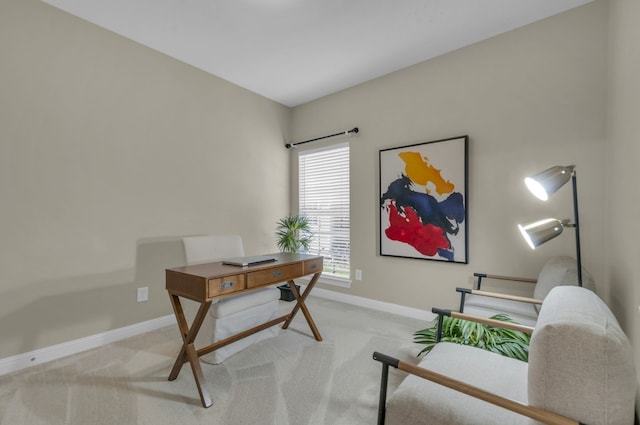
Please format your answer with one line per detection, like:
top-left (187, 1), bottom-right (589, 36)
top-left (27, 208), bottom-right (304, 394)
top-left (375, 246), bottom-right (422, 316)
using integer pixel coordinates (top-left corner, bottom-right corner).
top-left (276, 214), bottom-right (313, 253)
top-left (275, 214), bottom-right (313, 301)
top-left (413, 314), bottom-right (531, 361)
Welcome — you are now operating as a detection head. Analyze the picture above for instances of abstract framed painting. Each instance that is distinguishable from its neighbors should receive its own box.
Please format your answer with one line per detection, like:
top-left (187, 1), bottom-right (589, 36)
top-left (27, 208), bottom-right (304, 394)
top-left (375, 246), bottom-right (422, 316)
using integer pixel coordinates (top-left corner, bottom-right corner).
top-left (379, 135), bottom-right (469, 263)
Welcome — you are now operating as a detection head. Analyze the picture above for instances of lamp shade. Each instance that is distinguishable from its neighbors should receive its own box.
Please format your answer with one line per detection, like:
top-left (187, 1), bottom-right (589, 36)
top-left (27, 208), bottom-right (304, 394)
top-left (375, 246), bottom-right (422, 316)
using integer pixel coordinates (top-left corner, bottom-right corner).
top-left (524, 165), bottom-right (575, 201)
top-left (518, 218), bottom-right (569, 249)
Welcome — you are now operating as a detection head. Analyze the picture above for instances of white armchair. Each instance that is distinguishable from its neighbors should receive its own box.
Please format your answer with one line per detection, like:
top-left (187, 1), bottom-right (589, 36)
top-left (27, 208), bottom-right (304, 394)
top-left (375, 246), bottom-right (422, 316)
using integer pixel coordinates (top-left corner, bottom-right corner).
top-left (456, 256), bottom-right (595, 326)
top-left (374, 286), bottom-right (637, 425)
top-left (182, 235), bottom-right (281, 364)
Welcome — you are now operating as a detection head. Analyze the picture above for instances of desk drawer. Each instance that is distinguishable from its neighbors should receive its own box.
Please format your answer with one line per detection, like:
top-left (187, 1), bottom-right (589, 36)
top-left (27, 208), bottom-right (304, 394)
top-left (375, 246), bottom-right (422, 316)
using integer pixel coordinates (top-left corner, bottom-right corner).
top-left (208, 275), bottom-right (245, 298)
top-left (247, 263), bottom-right (303, 288)
top-left (304, 258), bottom-right (323, 275)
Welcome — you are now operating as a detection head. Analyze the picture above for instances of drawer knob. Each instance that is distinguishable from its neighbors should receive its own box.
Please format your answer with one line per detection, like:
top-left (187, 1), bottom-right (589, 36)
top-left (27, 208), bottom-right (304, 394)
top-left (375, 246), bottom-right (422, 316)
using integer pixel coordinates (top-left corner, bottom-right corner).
top-left (310, 263), bottom-right (317, 269)
top-left (221, 280), bottom-right (234, 289)
top-left (273, 271), bottom-right (282, 278)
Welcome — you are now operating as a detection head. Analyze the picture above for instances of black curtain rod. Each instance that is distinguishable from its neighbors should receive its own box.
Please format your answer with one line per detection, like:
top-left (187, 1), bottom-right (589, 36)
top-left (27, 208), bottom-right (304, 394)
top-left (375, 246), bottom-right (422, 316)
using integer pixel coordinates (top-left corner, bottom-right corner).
top-left (285, 127), bottom-right (359, 149)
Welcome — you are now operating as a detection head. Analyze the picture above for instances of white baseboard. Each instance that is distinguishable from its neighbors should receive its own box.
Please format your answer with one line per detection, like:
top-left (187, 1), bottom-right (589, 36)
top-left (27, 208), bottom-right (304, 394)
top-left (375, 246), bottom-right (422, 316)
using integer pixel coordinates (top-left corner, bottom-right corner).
top-left (0, 291), bottom-right (431, 376)
top-left (0, 314), bottom-right (176, 376)
top-left (308, 287), bottom-right (435, 322)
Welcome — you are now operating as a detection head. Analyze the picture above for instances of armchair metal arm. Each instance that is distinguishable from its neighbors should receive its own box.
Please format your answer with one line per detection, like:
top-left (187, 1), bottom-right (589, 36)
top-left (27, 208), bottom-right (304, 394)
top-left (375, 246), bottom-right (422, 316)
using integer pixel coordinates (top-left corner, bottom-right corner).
top-left (473, 272), bottom-right (537, 290)
top-left (372, 351), bottom-right (582, 425)
top-left (456, 287), bottom-right (543, 313)
top-left (431, 308), bottom-right (534, 342)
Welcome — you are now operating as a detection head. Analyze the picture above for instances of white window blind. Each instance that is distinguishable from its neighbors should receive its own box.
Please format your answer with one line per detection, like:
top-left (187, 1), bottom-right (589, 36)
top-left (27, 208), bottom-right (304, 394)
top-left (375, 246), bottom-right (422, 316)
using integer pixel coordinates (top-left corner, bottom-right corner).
top-left (299, 143), bottom-right (350, 280)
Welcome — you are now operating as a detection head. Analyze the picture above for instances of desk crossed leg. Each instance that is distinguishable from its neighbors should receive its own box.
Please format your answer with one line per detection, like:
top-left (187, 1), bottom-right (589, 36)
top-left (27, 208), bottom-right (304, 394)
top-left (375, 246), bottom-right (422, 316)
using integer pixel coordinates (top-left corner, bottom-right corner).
top-left (167, 294), bottom-right (213, 407)
top-left (282, 272), bottom-right (323, 341)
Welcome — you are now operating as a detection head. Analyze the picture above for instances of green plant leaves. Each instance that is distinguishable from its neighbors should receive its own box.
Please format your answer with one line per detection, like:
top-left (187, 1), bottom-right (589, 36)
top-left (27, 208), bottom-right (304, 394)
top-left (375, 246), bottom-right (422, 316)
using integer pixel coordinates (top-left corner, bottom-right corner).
top-left (276, 215), bottom-right (313, 253)
top-left (413, 314), bottom-right (531, 361)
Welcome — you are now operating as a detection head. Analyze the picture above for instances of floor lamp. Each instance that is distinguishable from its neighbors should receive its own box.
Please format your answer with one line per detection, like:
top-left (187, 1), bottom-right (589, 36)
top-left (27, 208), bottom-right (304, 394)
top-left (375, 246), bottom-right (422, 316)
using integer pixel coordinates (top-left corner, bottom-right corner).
top-left (517, 165), bottom-right (583, 287)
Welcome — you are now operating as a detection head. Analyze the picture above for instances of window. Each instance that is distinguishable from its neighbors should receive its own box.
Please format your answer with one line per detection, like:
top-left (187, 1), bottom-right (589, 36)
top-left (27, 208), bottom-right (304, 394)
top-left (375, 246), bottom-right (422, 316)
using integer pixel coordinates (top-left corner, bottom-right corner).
top-left (298, 143), bottom-right (350, 284)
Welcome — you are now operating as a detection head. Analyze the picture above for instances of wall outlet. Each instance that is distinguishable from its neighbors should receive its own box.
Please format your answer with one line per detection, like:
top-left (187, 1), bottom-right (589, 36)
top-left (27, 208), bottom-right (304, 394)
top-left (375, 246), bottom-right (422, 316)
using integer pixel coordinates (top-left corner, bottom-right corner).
top-left (137, 287), bottom-right (149, 302)
top-left (355, 269), bottom-right (362, 281)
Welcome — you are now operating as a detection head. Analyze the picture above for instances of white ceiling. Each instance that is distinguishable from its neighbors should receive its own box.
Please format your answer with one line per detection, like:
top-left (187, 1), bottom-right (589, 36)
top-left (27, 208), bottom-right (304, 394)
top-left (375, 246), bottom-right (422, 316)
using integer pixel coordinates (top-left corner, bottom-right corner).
top-left (41, 0), bottom-right (593, 107)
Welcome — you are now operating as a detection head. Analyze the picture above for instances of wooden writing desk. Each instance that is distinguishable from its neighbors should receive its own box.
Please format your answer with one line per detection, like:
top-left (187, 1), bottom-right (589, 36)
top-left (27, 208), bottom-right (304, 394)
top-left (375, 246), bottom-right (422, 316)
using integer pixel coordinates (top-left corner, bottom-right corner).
top-left (165, 252), bottom-right (323, 407)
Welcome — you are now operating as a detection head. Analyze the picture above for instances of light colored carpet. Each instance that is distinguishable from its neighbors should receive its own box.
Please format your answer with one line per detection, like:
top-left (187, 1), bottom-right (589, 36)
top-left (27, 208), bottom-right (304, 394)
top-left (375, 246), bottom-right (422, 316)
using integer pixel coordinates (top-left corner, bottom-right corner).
top-left (0, 297), bottom-right (427, 425)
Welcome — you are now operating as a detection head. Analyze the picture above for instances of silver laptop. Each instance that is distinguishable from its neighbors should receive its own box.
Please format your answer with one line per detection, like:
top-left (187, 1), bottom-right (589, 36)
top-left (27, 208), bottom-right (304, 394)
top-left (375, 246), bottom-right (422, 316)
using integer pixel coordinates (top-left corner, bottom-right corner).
top-left (222, 255), bottom-right (278, 267)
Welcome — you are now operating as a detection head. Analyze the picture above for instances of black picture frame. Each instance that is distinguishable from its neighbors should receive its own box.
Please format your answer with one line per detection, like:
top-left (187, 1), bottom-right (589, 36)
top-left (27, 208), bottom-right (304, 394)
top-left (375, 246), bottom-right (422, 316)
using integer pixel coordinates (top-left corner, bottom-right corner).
top-left (379, 135), bottom-right (469, 263)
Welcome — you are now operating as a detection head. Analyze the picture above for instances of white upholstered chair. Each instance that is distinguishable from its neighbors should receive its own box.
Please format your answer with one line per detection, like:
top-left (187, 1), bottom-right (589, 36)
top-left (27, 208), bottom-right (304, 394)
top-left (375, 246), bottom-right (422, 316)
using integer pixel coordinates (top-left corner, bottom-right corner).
top-left (457, 256), bottom-right (595, 327)
top-left (375, 286), bottom-right (637, 425)
top-left (182, 235), bottom-right (281, 364)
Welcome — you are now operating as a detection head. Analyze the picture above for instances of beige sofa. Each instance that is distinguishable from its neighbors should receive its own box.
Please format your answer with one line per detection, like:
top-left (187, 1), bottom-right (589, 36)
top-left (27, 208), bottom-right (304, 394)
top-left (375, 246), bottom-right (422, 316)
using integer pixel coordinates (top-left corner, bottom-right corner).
top-left (457, 256), bottom-right (595, 326)
top-left (374, 286), bottom-right (636, 425)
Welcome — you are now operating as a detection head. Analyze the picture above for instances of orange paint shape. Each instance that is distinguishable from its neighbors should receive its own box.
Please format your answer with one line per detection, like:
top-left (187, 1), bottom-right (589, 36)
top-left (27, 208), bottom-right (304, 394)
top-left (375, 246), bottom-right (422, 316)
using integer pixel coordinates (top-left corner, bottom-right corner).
top-left (398, 151), bottom-right (454, 196)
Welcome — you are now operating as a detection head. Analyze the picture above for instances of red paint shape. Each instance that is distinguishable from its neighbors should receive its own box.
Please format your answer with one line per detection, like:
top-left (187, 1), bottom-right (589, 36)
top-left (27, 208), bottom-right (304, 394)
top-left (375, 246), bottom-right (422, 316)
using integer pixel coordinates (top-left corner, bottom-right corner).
top-left (385, 203), bottom-right (450, 256)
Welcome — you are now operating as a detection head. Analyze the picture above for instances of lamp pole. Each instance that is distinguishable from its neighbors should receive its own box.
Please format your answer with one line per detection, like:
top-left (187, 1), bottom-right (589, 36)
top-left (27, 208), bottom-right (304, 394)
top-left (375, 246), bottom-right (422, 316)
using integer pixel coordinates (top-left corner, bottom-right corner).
top-left (571, 171), bottom-right (583, 287)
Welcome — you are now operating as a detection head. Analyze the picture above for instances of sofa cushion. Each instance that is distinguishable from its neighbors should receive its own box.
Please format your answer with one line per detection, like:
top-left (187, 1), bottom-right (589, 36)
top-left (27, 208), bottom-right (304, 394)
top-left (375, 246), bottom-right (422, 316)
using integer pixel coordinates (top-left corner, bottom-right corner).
top-left (386, 342), bottom-right (529, 425)
top-left (528, 286), bottom-right (636, 425)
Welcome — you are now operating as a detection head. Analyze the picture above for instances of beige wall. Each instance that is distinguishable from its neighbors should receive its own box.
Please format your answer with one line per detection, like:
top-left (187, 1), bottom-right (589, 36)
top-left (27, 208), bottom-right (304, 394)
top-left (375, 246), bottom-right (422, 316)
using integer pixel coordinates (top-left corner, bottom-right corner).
top-left (0, 0), bottom-right (291, 358)
top-left (2, 0), bottom-right (634, 391)
top-left (293, 2), bottom-right (608, 310)
top-left (607, 0), bottom-right (640, 409)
